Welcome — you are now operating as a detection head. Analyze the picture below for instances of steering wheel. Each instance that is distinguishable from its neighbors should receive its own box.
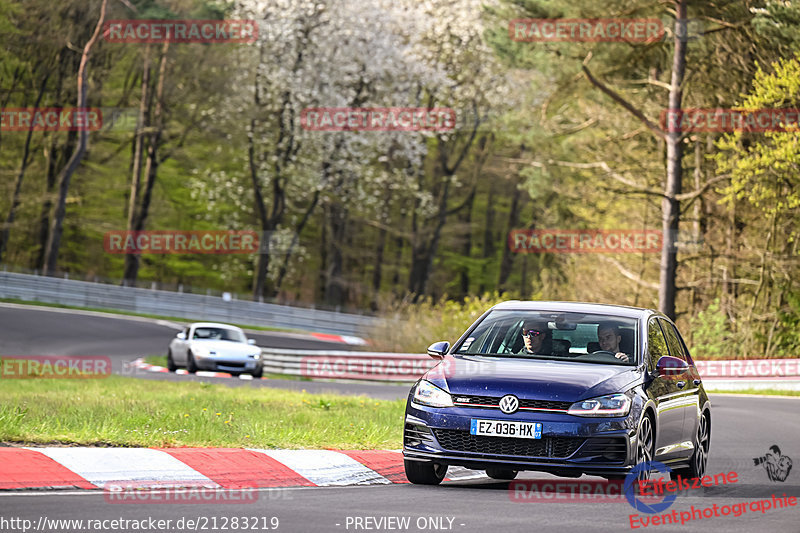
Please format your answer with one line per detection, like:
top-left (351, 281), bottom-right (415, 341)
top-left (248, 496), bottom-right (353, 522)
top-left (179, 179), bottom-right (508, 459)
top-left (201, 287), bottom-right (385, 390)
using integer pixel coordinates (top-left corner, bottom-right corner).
top-left (590, 350), bottom-right (617, 356)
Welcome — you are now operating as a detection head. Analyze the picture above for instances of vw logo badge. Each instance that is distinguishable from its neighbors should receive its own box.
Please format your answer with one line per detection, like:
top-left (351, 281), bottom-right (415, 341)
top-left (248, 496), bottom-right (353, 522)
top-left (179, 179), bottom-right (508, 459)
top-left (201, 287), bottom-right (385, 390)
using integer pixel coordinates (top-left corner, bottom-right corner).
top-left (499, 395), bottom-right (519, 414)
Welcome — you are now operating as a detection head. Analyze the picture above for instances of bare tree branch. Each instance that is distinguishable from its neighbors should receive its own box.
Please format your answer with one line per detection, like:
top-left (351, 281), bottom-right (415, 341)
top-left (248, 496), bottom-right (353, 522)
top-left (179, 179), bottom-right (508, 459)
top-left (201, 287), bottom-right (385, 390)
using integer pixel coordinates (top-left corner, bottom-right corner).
top-left (581, 56), bottom-right (666, 140)
top-left (596, 256), bottom-right (660, 290)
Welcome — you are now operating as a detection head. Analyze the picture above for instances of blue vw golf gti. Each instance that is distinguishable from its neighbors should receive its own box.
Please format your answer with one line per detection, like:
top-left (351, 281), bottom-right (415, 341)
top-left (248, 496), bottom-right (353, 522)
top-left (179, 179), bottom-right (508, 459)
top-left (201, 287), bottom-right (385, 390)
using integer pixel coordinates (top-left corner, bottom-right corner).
top-left (403, 302), bottom-right (711, 485)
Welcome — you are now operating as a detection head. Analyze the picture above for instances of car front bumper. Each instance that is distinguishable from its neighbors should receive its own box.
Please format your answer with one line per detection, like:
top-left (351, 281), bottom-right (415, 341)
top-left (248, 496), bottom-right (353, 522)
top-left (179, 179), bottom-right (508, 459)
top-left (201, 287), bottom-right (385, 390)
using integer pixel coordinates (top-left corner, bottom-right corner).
top-left (194, 355), bottom-right (260, 373)
top-left (403, 402), bottom-right (639, 476)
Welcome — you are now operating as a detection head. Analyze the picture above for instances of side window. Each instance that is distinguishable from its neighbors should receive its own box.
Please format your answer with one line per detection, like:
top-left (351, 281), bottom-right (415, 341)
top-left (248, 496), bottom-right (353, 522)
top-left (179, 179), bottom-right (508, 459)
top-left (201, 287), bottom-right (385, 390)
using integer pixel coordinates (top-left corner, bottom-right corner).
top-left (647, 318), bottom-right (669, 371)
top-left (672, 323), bottom-right (695, 365)
top-left (659, 319), bottom-right (687, 362)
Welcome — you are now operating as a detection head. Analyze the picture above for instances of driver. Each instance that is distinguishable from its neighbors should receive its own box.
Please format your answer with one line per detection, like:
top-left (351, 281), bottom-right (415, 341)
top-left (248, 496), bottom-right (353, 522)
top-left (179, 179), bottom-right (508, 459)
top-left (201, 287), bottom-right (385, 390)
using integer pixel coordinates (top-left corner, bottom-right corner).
top-left (596, 323), bottom-right (630, 362)
top-left (518, 319), bottom-right (551, 355)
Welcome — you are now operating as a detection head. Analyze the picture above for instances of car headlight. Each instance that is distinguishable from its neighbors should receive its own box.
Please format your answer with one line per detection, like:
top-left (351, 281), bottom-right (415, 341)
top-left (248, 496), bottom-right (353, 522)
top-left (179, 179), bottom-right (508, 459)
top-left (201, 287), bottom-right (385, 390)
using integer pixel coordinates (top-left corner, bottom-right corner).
top-left (567, 393), bottom-right (631, 417)
top-left (248, 352), bottom-right (261, 359)
top-left (412, 380), bottom-right (453, 408)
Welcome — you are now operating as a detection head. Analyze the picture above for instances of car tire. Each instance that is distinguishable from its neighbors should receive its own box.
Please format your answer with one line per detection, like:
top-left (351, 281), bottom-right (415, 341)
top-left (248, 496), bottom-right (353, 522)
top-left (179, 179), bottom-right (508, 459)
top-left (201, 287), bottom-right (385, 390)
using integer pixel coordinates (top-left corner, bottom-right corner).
top-left (186, 351), bottom-right (198, 374)
top-left (404, 460), bottom-right (447, 485)
top-left (670, 410), bottom-right (710, 481)
top-left (634, 413), bottom-right (655, 484)
top-left (166, 350), bottom-right (177, 372)
top-left (486, 469), bottom-right (518, 480)
top-left (252, 365), bottom-right (263, 379)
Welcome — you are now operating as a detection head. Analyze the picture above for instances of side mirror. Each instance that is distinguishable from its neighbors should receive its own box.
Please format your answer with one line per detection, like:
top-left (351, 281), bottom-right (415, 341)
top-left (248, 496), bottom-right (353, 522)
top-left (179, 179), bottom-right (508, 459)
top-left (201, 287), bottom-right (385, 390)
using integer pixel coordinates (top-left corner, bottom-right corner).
top-left (656, 355), bottom-right (688, 377)
top-left (176, 332), bottom-right (186, 340)
top-left (427, 341), bottom-right (450, 359)
top-left (247, 339), bottom-right (256, 345)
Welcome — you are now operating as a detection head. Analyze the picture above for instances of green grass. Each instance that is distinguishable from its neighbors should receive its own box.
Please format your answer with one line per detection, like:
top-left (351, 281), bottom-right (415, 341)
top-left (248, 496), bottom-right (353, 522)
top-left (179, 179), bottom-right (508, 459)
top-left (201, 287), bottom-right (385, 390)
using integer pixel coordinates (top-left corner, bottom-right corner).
top-left (0, 375), bottom-right (406, 448)
top-left (708, 389), bottom-right (800, 397)
top-left (0, 297), bottom-right (301, 334)
top-left (141, 354), bottom-right (311, 381)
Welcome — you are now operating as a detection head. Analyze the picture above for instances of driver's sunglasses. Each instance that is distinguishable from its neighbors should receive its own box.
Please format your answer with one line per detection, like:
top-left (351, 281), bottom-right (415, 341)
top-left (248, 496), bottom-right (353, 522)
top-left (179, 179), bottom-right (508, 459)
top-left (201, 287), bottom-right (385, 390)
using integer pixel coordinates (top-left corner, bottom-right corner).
top-left (522, 329), bottom-right (544, 338)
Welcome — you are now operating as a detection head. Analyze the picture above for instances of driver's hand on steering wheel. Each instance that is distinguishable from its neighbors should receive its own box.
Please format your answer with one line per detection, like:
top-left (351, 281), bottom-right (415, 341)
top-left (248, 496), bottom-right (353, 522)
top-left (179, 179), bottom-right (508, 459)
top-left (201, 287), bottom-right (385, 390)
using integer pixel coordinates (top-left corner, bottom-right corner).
top-left (614, 352), bottom-right (629, 362)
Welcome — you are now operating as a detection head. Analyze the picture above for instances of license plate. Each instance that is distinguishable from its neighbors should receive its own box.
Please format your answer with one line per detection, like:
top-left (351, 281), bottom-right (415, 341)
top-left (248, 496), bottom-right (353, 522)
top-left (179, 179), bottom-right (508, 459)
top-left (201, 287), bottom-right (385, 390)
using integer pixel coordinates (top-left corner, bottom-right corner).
top-left (470, 419), bottom-right (542, 439)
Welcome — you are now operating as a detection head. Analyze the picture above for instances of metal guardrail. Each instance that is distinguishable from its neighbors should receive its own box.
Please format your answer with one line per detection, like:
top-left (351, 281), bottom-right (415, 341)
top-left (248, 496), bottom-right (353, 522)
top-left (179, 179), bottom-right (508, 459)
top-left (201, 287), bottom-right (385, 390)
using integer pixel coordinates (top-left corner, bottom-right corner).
top-left (259, 350), bottom-right (800, 390)
top-left (0, 271), bottom-right (380, 336)
top-left (260, 348), bottom-right (435, 382)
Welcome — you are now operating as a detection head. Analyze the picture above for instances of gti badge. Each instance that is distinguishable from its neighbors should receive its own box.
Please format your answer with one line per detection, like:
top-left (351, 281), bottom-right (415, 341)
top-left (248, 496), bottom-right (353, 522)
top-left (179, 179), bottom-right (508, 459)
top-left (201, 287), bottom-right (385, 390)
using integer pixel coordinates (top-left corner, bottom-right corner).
top-left (499, 395), bottom-right (519, 414)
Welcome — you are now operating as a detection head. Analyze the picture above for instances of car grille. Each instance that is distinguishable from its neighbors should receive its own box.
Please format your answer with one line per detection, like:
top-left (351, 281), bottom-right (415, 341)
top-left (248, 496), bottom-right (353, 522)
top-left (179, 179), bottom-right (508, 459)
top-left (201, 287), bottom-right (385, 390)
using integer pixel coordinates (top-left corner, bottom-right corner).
top-left (404, 423), bottom-right (435, 448)
top-left (432, 429), bottom-right (583, 458)
top-left (452, 395), bottom-right (571, 412)
top-left (216, 362), bottom-right (245, 368)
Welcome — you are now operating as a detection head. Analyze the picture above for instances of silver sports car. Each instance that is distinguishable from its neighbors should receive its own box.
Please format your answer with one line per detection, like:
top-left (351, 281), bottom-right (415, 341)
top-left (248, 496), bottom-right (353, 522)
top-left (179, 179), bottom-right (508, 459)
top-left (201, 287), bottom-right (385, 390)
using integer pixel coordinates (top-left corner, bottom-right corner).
top-left (167, 322), bottom-right (263, 377)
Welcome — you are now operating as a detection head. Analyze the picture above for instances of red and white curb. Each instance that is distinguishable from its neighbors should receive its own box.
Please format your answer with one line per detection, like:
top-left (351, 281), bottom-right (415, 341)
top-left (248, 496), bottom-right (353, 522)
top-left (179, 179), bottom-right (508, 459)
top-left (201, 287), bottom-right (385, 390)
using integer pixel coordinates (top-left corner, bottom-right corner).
top-left (0, 448), bottom-right (484, 490)
top-left (126, 358), bottom-right (253, 379)
top-left (310, 333), bottom-right (367, 345)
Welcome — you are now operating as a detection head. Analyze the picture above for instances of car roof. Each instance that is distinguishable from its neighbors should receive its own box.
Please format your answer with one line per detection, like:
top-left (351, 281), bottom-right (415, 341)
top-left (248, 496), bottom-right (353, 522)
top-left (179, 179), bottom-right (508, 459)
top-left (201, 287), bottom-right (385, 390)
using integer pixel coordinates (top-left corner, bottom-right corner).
top-left (188, 322), bottom-right (244, 331)
top-left (490, 301), bottom-right (657, 320)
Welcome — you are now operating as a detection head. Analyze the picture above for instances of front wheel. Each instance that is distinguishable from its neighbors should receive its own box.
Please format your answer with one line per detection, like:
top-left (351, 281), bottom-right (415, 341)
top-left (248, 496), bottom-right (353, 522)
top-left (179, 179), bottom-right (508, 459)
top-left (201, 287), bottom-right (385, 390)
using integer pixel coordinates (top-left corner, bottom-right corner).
top-left (186, 351), bottom-right (198, 374)
top-left (166, 350), bottom-right (177, 372)
top-left (252, 365), bottom-right (263, 379)
top-left (404, 460), bottom-right (447, 485)
top-left (672, 411), bottom-right (710, 480)
top-left (486, 469), bottom-right (518, 480)
top-left (634, 414), bottom-right (655, 484)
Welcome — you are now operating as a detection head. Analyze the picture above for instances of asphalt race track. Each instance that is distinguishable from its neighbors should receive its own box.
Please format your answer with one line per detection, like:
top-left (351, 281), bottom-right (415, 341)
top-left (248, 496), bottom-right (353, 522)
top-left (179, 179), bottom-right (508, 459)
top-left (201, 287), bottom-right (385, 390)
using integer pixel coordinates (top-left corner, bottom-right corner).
top-left (0, 303), bottom-right (411, 399)
top-left (1, 304), bottom-right (799, 532)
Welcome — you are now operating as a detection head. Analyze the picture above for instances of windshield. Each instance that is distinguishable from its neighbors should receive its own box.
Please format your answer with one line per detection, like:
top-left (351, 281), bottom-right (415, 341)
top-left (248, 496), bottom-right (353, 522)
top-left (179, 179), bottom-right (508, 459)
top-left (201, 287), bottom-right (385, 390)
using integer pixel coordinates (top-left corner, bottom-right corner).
top-left (455, 310), bottom-right (637, 365)
top-left (192, 327), bottom-right (246, 343)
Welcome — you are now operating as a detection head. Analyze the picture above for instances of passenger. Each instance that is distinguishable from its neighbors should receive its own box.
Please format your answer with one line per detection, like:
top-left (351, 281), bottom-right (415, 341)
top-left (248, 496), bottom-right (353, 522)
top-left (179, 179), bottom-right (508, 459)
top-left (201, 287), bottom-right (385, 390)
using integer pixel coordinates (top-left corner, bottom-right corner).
top-left (596, 323), bottom-right (630, 362)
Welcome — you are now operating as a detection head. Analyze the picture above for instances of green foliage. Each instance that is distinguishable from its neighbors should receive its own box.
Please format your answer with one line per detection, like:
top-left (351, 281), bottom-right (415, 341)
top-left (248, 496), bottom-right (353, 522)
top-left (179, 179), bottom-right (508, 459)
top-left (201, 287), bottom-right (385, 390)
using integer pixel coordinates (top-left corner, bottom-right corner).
top-left (688, 299), bottom-right (735, 360)
top-left (370, 293), bottom-right (509, 353)
top-left (716, 53), bottom-right (800, 232)
top-left (0, 376), bottom-right (405, 448)
top-left (774, 290), bottom-right (800, 355)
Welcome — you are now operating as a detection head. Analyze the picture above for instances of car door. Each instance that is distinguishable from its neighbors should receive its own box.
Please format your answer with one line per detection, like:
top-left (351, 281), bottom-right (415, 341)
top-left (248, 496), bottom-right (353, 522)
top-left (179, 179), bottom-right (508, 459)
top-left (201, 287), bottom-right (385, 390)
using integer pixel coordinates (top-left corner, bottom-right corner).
top-left (645, 317), bottom-right (685, 461)
top-left (660, 319), bottom-right (701, 458)
top-left (172, 326), bottom-right (190, 364)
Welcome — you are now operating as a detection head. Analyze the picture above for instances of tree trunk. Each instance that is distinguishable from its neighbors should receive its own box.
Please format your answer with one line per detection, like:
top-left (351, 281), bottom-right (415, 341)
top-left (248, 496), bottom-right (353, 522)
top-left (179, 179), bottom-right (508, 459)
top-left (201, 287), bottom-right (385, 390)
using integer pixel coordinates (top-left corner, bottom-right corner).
top-left (479, 180), bottom-right (496, 294)
top-left (658, 0), bottom-right (688, 320)
top-left (458, 187), bottom-right (476, 296)
top-left (126, 46), bottom-right (150, 232)
top-left (0, 72), bottom-right (49, 263)
top-left (498, 178), bottom-right (522, 291)
top-left (123, 41), bottom-right (168, 285)
top-left (43, 0), bottom-right (108, 275)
